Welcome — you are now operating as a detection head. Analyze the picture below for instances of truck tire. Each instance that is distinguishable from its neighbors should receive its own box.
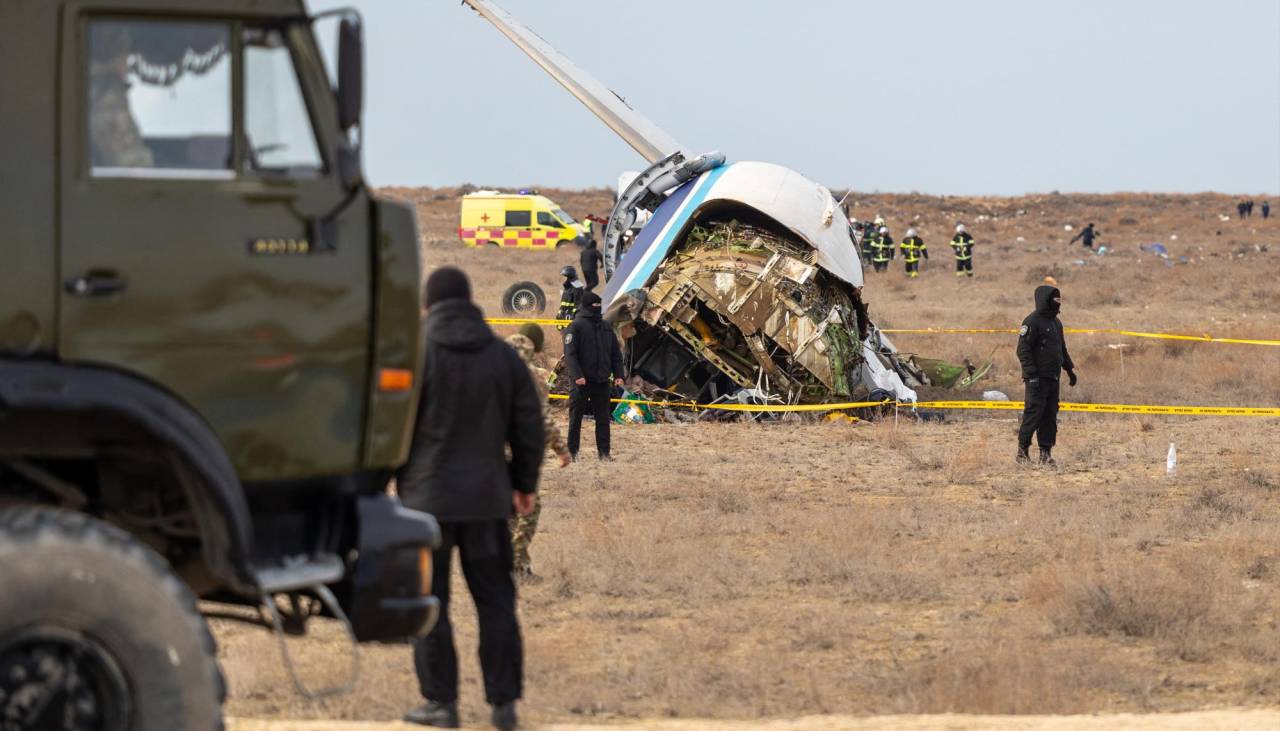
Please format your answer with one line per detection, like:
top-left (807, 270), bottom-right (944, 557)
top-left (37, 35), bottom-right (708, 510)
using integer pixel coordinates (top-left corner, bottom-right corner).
top-left (0, 507), bottom-right (225, 731)
top-left (501, 281), bottom-right (547, 315)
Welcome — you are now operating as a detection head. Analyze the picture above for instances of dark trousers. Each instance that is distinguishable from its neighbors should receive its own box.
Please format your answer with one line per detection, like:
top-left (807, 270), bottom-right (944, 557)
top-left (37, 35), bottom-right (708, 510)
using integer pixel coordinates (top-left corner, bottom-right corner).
top-left (414, 520), bottom-right (522, 706)
top-left (872, 260), bottom-right (889, 272)
top-left (567, 382), bottom-right (612, 456)
top-left (905, 260), bottom-right (920, 276)
top-left (955, 258), bottom-right (973, 275)
top-left (583, 271), bottom-right (599, 291)
top-left (1018, 377), bottom-right (1060, 449)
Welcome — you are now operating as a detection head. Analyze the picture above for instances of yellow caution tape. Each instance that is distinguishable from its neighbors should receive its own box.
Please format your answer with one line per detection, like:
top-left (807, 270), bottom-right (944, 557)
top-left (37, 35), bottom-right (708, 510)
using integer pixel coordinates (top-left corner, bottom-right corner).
top-left (881, 327), bottom-right (1280, 346)
top-left (546, 393), bottom-right (1280, 417)
top-left (486, 318), bottom-right (1280, 347)
top-left (486, 317), bottom-right (569, 326)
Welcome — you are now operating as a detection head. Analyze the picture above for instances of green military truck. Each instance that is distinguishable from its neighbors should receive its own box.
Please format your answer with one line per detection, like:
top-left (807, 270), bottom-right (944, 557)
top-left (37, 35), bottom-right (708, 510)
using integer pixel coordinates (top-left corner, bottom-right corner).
top-left (0, 2), bottom-right (440, 728)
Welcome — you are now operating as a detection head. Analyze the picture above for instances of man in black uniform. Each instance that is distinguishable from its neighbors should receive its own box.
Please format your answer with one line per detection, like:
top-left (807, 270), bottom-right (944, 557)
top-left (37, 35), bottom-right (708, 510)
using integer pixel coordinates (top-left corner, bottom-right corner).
top-left (580, 238), bottom-right (603, 291)
top-left (399, 267), bottom-right (544, 731)
top-left (1263, 201), bottom-right (1271, 220)
top-left (1069, 223), bottom-right (1097, 249)
top-left (563, 291), bottom-right (624, 460)
top-left (1016, 285), bottom-right (1077, 466)
top-left (556, 265), bottom-right (583, 330)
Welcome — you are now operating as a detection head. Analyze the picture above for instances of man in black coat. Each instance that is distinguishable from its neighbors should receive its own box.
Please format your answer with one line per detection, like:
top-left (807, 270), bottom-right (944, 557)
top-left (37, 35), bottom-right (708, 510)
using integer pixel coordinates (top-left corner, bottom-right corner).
top-left (1069, 223), bottom-right (1097, 249)
top-left (562, 291), bottom-right (624, 460)
top-left (579, 238), bottom-right (603, 291)
top-left (1016, 285), bottom-right (1077, 466)
top-left (398, 267), bottom-right (544, 731)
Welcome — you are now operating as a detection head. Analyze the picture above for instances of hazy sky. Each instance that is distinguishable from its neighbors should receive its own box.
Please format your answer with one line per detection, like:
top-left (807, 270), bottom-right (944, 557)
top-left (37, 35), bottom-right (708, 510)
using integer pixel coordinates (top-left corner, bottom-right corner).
top-left (310, 0), bottom-right (1280, 195)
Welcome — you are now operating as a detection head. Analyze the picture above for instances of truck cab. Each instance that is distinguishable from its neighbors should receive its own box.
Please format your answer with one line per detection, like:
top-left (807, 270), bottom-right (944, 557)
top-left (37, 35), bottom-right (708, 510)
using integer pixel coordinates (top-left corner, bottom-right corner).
top-left (0, 2), bottom-right (437, 726)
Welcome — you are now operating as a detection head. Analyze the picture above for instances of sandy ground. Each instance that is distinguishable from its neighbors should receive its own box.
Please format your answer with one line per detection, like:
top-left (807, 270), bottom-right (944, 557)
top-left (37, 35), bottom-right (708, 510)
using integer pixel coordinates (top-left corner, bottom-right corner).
top-left (216, 189), bottom-right (1279, 730)
top-left (228, 708), bottom-right (1280, 730)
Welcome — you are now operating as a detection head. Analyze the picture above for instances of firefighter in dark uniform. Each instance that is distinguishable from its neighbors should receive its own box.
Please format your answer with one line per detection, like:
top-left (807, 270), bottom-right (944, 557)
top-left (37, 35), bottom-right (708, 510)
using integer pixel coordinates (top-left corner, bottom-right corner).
top-left (556, 265), bottom-right (583, 331)
top-left (1016, 285), bottom-right (1077, 466)
top-left (899, 228), bottom-right (927, 278)
top-left (871, 226), bottom-right (893, 273)
top-left (562, 292), bottom-right (624, 460)
top-left (950, 224), bottom-right (975, 277)
top-left (851, 218), bottom-right (871, 263)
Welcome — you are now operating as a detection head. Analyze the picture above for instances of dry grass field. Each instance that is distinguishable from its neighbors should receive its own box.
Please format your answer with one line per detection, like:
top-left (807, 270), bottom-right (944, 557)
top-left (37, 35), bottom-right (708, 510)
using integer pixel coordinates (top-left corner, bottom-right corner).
top-left (216, 188), bottom-right (1279, 728)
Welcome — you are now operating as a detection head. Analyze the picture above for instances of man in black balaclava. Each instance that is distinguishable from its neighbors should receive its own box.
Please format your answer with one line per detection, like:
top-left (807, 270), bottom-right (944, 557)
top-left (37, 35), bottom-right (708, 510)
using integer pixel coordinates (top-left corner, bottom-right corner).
top-left (562, 291), bottom-right (624, 460)
top-left (1015, 285), bottom-right (1077, 466)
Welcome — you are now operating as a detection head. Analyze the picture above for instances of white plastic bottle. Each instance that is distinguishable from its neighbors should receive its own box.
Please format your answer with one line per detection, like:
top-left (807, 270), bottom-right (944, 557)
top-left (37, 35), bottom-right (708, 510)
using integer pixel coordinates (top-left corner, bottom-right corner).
top-left (1166, 442), bottom-right (1177, 477)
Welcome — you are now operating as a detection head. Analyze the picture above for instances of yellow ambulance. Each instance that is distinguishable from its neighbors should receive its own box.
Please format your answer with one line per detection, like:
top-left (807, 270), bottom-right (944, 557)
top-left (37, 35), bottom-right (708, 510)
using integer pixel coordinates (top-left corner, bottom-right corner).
top-left (458, 191), bottom-right (586, 249)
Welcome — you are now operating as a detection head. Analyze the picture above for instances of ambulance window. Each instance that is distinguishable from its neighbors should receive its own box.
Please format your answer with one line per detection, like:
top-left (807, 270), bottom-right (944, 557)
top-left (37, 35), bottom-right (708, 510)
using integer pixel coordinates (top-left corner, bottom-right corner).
top-left (552, 208), bottom-right (577, 225)
top-left (505, 210), bottom-right (531, 227)
top-left (536, 211), bottom-right (558, 227)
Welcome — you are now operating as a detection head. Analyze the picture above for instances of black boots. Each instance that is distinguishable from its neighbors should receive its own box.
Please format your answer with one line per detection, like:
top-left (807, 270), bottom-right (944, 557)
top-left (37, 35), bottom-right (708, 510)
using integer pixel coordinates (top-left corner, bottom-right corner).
top-left (1039, 447), bottom-right (1056, 467)
top-left (1017, 445), bottom-right (1031, 464)
top-left (406, 700), bottom-right (517, 730)
top-left (404, 700), bottom-right (460, 728)
top-left (491, 701), bottom-right (518, 730)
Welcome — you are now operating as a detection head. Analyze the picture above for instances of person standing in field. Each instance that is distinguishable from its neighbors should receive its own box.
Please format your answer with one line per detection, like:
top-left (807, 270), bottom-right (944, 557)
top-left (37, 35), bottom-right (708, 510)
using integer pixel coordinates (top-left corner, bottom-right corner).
top-left (950, 224), bottom-right (975, 277)
top-left (580, 238), bottom-right (603, 291)
top-left (871, 226), bottom-right (893, 273)
top-left (556, 265), bottom-right (584, 330)
top-left (1069, 222), bottom-right (1097, 250)
top-left (563, 291), bottom-right (624, 461)
top-left (899, 228), bottom-right (927, 278)
top-left (398, 267), bottom-right (544, 731)
top-left (504, 324), bottom-right (571, 580)
top-left (1016, 285), bottom-right (1077, 467)
top-left (1263, 201), bottom-right (1271, 220)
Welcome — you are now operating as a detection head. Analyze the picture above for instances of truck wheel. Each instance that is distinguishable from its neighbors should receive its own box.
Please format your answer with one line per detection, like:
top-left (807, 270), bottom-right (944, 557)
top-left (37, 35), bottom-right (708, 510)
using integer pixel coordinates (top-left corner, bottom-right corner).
top-left (0, 507), bottom-right (225, 731)
top-left (501, 281), bottom-right (547, 315)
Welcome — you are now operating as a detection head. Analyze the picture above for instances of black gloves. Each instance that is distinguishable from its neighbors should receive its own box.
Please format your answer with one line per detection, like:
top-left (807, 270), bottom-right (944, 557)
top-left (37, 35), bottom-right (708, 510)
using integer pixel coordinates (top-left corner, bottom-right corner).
top-left (1067, 369), bottom-right (1078, 387)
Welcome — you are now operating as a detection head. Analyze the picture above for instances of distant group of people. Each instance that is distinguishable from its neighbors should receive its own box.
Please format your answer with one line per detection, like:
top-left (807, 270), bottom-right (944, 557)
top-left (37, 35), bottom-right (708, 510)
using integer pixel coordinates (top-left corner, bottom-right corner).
top-left (1237, 199), bottom-right (1270, 220)
top-left (850, 215), bottom-right (976, 278)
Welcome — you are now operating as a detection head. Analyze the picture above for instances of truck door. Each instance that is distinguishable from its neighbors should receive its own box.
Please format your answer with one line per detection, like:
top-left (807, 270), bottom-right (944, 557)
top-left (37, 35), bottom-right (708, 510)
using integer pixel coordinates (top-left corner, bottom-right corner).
top-left (59, 12), bottom-right (372, 481)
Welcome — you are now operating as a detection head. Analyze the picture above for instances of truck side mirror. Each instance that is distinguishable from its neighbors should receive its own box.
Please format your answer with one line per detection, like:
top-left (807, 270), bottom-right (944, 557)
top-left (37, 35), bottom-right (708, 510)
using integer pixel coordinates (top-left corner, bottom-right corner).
top-left (336, 17), bottom-right (363, 132)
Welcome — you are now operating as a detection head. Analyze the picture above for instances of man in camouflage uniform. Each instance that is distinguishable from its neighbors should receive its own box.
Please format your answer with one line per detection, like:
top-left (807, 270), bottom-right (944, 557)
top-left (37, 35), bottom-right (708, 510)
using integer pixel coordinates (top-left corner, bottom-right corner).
top-left (505, 324), bottom-right (570, 578)
top-left (88, 25), bottom-right (155, 168)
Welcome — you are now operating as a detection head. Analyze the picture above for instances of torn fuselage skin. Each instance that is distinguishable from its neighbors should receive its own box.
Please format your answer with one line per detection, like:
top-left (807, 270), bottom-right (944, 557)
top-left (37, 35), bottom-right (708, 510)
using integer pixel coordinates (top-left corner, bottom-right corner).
top-left (628, 216), bottom-right (868, 403)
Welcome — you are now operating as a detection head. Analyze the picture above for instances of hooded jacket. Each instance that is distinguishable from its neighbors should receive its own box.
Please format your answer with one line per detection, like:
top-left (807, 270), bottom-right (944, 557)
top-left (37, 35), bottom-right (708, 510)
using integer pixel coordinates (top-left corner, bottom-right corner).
top-left (396, 300), bottom-right (544, 521)
top-left (580, 241), bottom-right (603, 286)
top-left (563, 294), bottom-right (624, 385)
top-left (1017, 286), bottom-right (1074, 380)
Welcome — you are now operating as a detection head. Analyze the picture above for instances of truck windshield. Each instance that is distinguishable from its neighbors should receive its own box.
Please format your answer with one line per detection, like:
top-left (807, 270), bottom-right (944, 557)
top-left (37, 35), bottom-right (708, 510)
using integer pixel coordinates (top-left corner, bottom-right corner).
top-left (552, 208), bottom-right (577, 226)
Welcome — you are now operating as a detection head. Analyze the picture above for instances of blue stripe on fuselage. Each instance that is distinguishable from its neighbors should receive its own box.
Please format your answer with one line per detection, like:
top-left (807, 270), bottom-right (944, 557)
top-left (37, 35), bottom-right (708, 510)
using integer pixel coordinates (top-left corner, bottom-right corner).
top-left (603, 163), bottom-right (730, 307)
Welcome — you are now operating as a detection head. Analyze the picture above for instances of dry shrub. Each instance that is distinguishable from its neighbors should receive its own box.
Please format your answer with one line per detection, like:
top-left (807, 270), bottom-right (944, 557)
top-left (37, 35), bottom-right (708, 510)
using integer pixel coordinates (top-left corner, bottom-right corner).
top-left (1173, 485), bottom-right (1260, 537)
top-left (1023, 552), bottom-right (1265, 662)
top-left (779, 511), bottom-right (944, 603)
top-left (880, 641), bottom-right (1144, 715)
top-left (886, 427), bottom-right (944, 471)
top-left (943, 445), bottom-right (985, 484)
